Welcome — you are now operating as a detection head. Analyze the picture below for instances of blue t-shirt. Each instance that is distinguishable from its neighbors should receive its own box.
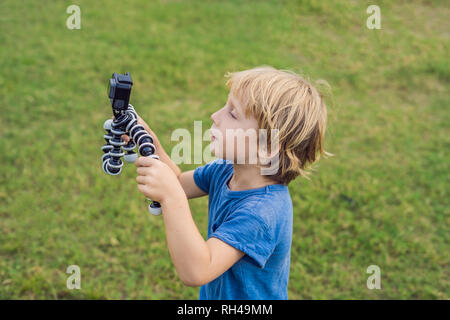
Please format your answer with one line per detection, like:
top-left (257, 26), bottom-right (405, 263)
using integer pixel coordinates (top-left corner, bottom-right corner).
top-left (193, 158), bottom-right (293, 300)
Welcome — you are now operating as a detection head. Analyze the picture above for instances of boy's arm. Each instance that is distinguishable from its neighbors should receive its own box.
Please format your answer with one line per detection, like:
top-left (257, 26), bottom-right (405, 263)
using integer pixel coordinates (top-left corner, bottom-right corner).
top-left (135, 157), bottom-right (243, 286)
top-left (162, 194), bottom-right (245, 287)
top-left (178, 170), bottom-right (207, 199)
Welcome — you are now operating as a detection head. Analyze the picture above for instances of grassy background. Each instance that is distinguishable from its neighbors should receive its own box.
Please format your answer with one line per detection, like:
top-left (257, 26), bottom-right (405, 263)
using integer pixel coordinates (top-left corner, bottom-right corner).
top-left (0, 0), bottom-right (448, 299)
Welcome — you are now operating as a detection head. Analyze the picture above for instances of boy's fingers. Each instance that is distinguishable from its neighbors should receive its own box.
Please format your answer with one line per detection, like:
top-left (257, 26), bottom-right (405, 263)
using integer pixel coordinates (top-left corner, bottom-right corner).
top-left (136, 167), bottom-right (150, 176)
top-left (135, 156), bottom-right (157, 167)
top-left (137, 183), bottom-right (151, 195)
top-left (136, 176), bottom-right (146, 184)
top-left (121, 134), bottom-right (130, 143)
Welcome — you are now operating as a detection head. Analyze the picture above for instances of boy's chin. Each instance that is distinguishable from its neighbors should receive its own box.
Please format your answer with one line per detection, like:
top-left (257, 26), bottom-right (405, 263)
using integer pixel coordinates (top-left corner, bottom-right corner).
top-left (210, 147), bottom-right (228, 161)
top-left (209, 143), bottom-right (216, 156)
top-left (210, 142), bottom-right (222, 157)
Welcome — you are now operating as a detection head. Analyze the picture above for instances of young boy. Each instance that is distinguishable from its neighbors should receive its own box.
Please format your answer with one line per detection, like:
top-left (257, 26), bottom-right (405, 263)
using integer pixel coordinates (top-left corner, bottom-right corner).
top-left (130, 66), bottom-right (328, 300)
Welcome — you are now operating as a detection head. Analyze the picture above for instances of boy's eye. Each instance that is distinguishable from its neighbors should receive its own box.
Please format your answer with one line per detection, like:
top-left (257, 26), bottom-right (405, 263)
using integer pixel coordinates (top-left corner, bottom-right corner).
top-left (229, 112), bottom-right (237, 119)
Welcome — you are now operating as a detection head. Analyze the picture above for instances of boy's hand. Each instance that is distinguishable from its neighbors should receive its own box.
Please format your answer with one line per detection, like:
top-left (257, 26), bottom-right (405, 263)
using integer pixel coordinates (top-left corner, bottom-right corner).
top-left (135, 156), bottom-right (184, 204)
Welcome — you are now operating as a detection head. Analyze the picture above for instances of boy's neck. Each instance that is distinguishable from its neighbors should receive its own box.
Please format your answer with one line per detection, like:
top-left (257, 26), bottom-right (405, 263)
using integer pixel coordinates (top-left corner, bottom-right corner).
top-left (228, 163), bottom-right (279, 191)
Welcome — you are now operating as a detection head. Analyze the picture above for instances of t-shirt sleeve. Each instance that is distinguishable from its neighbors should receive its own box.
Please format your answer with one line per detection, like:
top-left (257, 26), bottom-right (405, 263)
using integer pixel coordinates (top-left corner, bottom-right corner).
top-left (209, 203), bottom-right (276, 269)
top-left (193, 158), bottom-right (224, 194)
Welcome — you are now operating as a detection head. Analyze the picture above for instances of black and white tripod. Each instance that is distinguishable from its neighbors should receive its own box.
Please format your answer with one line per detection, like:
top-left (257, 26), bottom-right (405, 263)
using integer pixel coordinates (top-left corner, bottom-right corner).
top-left (101, 72), bottom-right (162, 215)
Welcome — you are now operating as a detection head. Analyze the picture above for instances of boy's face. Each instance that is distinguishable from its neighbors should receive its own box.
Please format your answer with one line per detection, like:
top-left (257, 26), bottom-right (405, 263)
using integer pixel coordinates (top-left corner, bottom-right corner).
top-left (210, 93), bottom-right (259, 164)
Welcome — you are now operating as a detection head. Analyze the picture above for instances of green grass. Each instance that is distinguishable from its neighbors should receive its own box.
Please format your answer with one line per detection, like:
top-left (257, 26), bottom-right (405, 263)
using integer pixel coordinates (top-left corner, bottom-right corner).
top-left (0, 0), bottom-right (448, 299)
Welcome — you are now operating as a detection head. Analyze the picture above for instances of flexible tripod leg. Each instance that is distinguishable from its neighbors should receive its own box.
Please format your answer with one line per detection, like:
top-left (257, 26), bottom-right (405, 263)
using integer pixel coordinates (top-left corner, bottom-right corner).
top-left (125, 105), bottom-right (162, 216)
top-left (102, 118), bottom-right (125, 175)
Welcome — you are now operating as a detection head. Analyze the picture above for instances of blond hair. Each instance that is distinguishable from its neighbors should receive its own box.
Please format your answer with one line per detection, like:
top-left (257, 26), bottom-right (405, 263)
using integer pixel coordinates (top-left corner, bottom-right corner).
top-left (225, 66), bottom-right (330, 185)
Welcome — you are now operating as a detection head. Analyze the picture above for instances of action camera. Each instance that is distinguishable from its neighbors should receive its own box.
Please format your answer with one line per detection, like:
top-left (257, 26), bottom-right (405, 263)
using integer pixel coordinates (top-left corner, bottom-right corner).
top-left (108, 72), bottom-right (133, 115)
